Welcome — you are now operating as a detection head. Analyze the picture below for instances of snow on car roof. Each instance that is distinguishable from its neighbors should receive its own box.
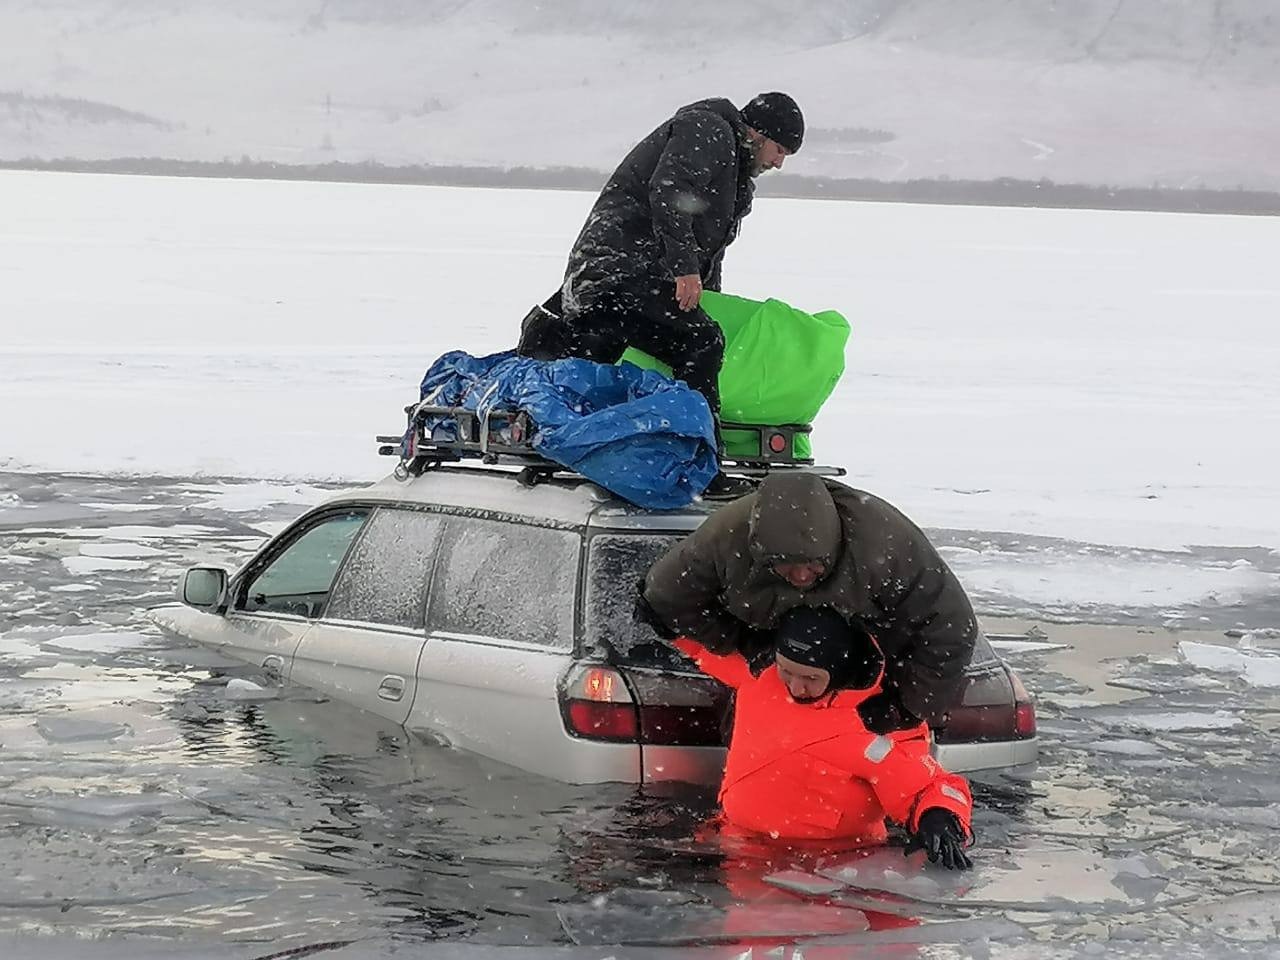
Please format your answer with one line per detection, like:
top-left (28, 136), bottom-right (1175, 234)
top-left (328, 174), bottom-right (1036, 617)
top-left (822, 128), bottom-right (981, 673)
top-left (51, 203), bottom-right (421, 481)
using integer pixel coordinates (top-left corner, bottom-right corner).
top-left (319, 464), bottom-right (715, 531)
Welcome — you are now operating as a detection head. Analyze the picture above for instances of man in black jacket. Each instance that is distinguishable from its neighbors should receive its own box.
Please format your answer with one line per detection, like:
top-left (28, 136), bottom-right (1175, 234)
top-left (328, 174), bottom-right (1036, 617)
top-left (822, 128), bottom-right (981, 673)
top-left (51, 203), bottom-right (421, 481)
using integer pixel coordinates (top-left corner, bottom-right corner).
top-left (518, 93), bottom-right (804, 495)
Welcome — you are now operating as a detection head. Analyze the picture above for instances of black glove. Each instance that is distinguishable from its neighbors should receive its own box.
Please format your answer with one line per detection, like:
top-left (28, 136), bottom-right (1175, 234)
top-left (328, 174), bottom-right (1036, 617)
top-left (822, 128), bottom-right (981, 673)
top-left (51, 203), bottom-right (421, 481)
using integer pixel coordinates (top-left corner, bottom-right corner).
top-left (904, 808), bottom-right (972, 871)
top-left (858, 688), bottom-right (920, 734)
top-left (632, 580), bottom-right (678, 641)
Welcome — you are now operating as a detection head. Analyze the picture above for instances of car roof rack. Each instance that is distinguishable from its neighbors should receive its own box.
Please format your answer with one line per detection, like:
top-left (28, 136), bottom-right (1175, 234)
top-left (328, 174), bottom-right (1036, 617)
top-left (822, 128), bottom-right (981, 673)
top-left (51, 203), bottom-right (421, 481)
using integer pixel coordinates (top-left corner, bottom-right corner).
top-left (377, 404), bottom-right (846, 487)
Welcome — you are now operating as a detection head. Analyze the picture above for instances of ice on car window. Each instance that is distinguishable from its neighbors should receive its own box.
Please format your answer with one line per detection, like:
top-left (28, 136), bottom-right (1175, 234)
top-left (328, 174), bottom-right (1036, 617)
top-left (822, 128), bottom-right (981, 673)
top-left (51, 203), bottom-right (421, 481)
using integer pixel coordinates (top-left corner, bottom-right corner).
top-left (585, 533), bottom-right (686, 666)
top-left (326, 508), bottom-right (444, 628)
top-left (430, 517), bottom-right (579, 648)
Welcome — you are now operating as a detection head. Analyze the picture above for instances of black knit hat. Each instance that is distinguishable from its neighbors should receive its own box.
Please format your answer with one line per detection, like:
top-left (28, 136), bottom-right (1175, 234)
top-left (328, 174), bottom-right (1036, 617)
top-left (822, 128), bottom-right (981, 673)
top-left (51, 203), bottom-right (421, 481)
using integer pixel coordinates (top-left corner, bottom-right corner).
top-left (740, 92), bottom-right (805, 153)
top-left (775, 606), bottom-right (882, 690)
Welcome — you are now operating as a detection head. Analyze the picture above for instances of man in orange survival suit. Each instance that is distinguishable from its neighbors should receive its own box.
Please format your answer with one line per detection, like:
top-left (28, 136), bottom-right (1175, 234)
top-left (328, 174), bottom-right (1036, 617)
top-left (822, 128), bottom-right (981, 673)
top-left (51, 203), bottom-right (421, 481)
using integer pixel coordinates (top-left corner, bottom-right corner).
top-left (673, 605), bottom-right (974, 870)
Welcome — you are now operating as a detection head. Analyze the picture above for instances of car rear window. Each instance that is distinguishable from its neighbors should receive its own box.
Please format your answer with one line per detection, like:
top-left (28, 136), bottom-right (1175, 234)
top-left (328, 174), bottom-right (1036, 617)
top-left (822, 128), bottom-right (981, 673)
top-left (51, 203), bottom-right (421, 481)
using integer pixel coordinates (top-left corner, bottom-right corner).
top-left (969, 631), bottom-right (998, 667)
top-left (585, 531), bottom-right (998, 674)
top-left (585, 532), bottom-right (688, 668)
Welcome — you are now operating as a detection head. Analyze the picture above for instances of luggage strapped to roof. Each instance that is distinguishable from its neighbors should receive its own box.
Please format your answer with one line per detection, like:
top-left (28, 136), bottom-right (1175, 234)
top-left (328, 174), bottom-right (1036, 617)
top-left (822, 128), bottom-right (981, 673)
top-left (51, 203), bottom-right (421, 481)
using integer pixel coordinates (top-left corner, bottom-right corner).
top-left (377, 403), bottom-right (845, 488)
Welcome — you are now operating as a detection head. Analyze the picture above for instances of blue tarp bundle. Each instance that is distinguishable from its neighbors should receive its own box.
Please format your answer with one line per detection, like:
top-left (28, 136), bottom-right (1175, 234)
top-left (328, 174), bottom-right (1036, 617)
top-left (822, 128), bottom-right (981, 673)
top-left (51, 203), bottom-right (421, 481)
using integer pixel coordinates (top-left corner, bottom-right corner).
top-left (407, 350), bottom-right (718, 509)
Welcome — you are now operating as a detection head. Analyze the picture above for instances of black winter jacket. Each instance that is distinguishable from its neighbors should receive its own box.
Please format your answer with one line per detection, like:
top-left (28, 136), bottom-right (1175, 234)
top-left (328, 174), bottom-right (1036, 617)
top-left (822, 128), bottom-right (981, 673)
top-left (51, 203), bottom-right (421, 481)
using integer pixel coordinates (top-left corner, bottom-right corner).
top-left (562, 98), bottom-right (755, 315)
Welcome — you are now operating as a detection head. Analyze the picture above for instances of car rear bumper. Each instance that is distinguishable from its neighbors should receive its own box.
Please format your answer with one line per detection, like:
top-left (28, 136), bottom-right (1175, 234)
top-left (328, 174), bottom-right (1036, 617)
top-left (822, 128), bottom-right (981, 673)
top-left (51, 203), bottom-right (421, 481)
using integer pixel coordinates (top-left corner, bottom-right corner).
top-left (934, 736), bottom-right (1038, 772)
top-left (642, 744), bottom-right (726, 786)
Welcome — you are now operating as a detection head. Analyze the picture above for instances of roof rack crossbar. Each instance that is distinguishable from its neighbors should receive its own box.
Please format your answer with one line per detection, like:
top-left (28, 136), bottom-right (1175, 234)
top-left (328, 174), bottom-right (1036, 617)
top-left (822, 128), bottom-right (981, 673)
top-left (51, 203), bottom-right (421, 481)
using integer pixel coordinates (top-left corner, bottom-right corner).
top-left (378, 402), bottom-right (844, 481)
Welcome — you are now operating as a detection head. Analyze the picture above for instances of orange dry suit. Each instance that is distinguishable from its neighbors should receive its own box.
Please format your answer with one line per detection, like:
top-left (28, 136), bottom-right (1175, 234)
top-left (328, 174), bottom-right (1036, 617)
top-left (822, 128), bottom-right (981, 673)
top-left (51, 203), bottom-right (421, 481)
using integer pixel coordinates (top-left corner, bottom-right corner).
top-left (673, 637), bottom-right (972, 844)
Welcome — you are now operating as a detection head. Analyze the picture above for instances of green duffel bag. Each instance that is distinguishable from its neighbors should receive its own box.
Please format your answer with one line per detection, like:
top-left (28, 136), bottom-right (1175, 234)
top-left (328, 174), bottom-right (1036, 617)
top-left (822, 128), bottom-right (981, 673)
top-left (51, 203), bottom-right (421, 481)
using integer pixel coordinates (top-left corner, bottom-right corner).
top-left (620, 290), bottom-right (851, 459)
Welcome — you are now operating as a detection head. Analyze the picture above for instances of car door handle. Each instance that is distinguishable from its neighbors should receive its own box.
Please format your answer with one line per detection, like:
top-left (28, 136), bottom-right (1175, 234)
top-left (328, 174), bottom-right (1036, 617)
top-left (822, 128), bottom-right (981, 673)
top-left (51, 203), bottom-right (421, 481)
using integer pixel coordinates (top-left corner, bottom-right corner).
top-left (262, 655), bottom-right (284, 680)
top-left (378, 676), bottom-right (406, 701)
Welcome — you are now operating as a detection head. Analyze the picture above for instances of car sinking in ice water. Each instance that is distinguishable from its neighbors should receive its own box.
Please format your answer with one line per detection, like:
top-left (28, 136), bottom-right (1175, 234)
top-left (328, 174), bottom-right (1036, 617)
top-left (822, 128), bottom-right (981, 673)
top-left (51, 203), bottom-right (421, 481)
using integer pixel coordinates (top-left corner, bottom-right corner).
top-left (152, 412), bottom-right (1038, 784)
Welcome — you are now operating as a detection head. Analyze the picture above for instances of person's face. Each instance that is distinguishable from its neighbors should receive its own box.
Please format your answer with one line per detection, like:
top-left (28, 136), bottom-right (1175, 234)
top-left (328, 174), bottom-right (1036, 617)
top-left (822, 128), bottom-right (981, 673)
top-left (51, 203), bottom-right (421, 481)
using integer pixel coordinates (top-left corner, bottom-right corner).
top-left (775, 652), bottom-right (832, 703)
top-left (749, 133), bottom-right (790, 176)
top-left (773, 561), bottom-right (826, 590)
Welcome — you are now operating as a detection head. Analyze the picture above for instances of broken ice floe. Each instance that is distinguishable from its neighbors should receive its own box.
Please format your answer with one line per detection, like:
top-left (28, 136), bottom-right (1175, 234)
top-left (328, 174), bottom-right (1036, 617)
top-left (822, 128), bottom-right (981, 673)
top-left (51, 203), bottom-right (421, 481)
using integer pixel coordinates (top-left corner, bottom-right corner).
top-left (35, 715), bottom-right (132, 743)
top-left (1179, 640), bottom-right (1280, 689)
top-left (60, 555), bottom-right (149, 575)
top-left (225, 678), bottom-right (278, 701)
top-left (811, 845), bottom-right (1187, 915)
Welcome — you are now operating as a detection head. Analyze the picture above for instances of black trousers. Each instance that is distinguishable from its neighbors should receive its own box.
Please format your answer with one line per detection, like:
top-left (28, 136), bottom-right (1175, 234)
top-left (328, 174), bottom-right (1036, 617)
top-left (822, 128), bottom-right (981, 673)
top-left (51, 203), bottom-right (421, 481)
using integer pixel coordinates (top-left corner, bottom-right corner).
top-left (517, 282), bottom-right (725, 414)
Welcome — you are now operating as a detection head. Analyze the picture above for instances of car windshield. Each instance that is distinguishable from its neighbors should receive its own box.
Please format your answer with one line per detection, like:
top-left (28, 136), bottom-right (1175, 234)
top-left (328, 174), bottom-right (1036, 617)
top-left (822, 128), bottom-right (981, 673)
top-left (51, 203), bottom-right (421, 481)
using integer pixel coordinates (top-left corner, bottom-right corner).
top-left (585, 532), bottom-right (688, 669)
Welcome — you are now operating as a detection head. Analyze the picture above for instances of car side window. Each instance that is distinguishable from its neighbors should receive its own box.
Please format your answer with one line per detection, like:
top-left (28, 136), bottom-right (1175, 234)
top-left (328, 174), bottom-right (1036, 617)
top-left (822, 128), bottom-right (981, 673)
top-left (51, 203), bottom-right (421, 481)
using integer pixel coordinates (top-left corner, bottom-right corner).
top-left (325, 507), bottom-right (444, 629)
top-left (239, 511), bottom-right (368, 618)
top-left (428, 516), bottom-right (579, 649)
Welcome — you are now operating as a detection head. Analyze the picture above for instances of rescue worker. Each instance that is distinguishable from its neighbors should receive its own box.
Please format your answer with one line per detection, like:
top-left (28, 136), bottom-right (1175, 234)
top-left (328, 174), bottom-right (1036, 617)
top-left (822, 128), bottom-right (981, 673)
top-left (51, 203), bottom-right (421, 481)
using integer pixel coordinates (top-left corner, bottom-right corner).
top-left (673, 605), bottom-right (974, 869)
top-left (517, 92), bottom-right (805, 497)
top-left (640, 472), bottom-right (979, 732)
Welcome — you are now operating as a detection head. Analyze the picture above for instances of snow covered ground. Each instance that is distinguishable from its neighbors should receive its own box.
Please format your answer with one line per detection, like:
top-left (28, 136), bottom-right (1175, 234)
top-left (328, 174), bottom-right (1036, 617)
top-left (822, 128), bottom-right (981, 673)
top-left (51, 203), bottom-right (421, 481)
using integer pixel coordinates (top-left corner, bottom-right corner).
top-left (2, 169), bottom-right (1279, 626)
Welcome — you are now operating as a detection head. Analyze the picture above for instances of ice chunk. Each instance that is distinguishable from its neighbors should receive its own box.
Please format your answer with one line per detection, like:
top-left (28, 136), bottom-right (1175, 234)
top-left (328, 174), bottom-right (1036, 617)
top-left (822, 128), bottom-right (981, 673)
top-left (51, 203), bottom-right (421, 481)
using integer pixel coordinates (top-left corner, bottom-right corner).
top-left (43, 631), bottom-right (150, 654)
top-left (988, 640), bottom-right (1071, 654)
top-left (1187, 891), bottom-right (1280, 942)
top-left (79, 542), bottom-right (165, 559)
top-left (762, 870), bottom-right (846, 896)
top-left (1241, 628), bottom-right (1280, 650)
top-left (225, 678), bottom-right (278, 701)
top-left (172, 701), bottom-right (211, 722)
top-left (1155, 804), bottom-right (1280, 831)
top-left (1180, 640), bottom-right (1280, 689)
top-left (9, 537), bottom-right (80, 559)
top-left (1085, 738), bottom-right (1163, 757)
top-left (181, 480), bottom-right (333, 512)
top-left (808, 916), bottom-right (1026, 946)
top-left (1107, 674), bottom-right (1223, 694)
top-left (0, 633), bottom-right (59, 664)
top-left (1089, 709), bottom-right (1243, 733)
top-left (33, 524), bottom-right (218, 540)
top-left (35, 715), bottom-right (132, 743)
top-left (60, 555), bottom-right (148, 574)
top-left (0, 791), bottom-right (203, 826)
top-left (82, 501), bottom-right (164, 513)
top-left (814, 846), bottom-right (1187, 915)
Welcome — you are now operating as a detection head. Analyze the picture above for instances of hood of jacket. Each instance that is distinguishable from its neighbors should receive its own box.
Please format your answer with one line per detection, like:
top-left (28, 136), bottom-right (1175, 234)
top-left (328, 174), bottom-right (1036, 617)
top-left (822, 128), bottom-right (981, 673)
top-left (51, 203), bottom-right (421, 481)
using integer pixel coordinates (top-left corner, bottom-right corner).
top-left (747, 473), bottom-right (844, 573)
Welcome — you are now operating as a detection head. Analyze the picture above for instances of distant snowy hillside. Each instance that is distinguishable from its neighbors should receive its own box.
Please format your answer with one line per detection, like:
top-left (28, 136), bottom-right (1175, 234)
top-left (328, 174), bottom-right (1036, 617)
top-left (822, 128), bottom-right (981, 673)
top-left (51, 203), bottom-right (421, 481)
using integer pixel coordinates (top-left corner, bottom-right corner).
top-left (2, 1), bottom-right (1277, 189)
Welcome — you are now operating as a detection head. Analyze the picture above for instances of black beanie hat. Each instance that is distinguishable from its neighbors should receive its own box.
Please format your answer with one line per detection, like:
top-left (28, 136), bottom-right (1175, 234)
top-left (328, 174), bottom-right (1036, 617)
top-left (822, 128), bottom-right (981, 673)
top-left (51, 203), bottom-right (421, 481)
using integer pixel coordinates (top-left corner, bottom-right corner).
top-left (775, 606), bottom-right (882, 690)
top-left (740, 92), bottom-right (805, 153)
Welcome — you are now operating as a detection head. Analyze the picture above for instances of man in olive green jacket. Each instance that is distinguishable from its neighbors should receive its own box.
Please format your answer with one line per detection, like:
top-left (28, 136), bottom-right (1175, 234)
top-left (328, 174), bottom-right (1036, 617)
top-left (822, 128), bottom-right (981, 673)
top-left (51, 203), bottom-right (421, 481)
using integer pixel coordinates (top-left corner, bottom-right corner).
top-left (641, 473), bottom-right (978, 730)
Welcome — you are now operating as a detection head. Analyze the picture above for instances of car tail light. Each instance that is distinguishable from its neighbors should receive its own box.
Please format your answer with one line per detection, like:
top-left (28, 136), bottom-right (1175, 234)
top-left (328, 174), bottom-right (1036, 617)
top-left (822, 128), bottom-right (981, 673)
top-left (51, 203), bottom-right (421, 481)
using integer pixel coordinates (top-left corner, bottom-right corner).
top-left (560, 665), bottom-right (638, 742)
top-left (626, 671), bottom-right (729, 747)
top-left (560, 665), bottom-right (729, 746)
top-left (934, 666), bottom-right (1036, 743)
top-left (1010, 669), bottom-right (1037, 739)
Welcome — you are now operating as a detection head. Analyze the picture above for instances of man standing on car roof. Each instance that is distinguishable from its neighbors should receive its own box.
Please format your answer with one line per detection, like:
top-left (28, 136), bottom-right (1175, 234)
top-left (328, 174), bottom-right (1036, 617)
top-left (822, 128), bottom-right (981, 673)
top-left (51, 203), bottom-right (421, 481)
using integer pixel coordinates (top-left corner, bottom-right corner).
top-left (516, 93), bottom-right (805, 498)
top-left (636, 473), bottom-right (979, 732)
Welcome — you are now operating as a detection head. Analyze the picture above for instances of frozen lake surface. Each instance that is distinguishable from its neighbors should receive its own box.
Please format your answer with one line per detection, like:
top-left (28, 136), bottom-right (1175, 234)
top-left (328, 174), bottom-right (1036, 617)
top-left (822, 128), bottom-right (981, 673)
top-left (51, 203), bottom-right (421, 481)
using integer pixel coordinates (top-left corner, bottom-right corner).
top-left (2, 474), bottom-right (1279, 955)
top-left (2, 171), bottom-right (1279, 955)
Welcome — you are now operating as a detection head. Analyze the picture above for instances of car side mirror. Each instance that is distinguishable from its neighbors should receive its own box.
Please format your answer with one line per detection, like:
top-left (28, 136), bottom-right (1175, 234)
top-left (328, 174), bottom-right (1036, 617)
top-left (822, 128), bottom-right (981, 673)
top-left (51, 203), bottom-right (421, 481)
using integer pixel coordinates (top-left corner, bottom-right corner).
top-left (181, 567), bottom-right (228, 610)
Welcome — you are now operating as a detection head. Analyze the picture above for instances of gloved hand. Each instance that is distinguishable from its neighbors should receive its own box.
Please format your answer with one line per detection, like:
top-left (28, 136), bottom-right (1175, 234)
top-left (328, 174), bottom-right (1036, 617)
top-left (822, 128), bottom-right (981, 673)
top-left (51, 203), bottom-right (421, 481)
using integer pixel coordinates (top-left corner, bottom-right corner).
top-left (904, 808), bottom-right (973, 871)
top-left (858, 687), bottom-right (920, 734)
top-left (632, 579), bottom-right (678, 641)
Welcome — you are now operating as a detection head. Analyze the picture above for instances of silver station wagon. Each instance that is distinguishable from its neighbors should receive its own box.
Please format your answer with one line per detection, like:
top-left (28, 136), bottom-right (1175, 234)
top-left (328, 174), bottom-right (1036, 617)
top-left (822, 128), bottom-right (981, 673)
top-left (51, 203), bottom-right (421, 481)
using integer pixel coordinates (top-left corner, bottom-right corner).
top-left (155, 463), bottom-right (1038, 786)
